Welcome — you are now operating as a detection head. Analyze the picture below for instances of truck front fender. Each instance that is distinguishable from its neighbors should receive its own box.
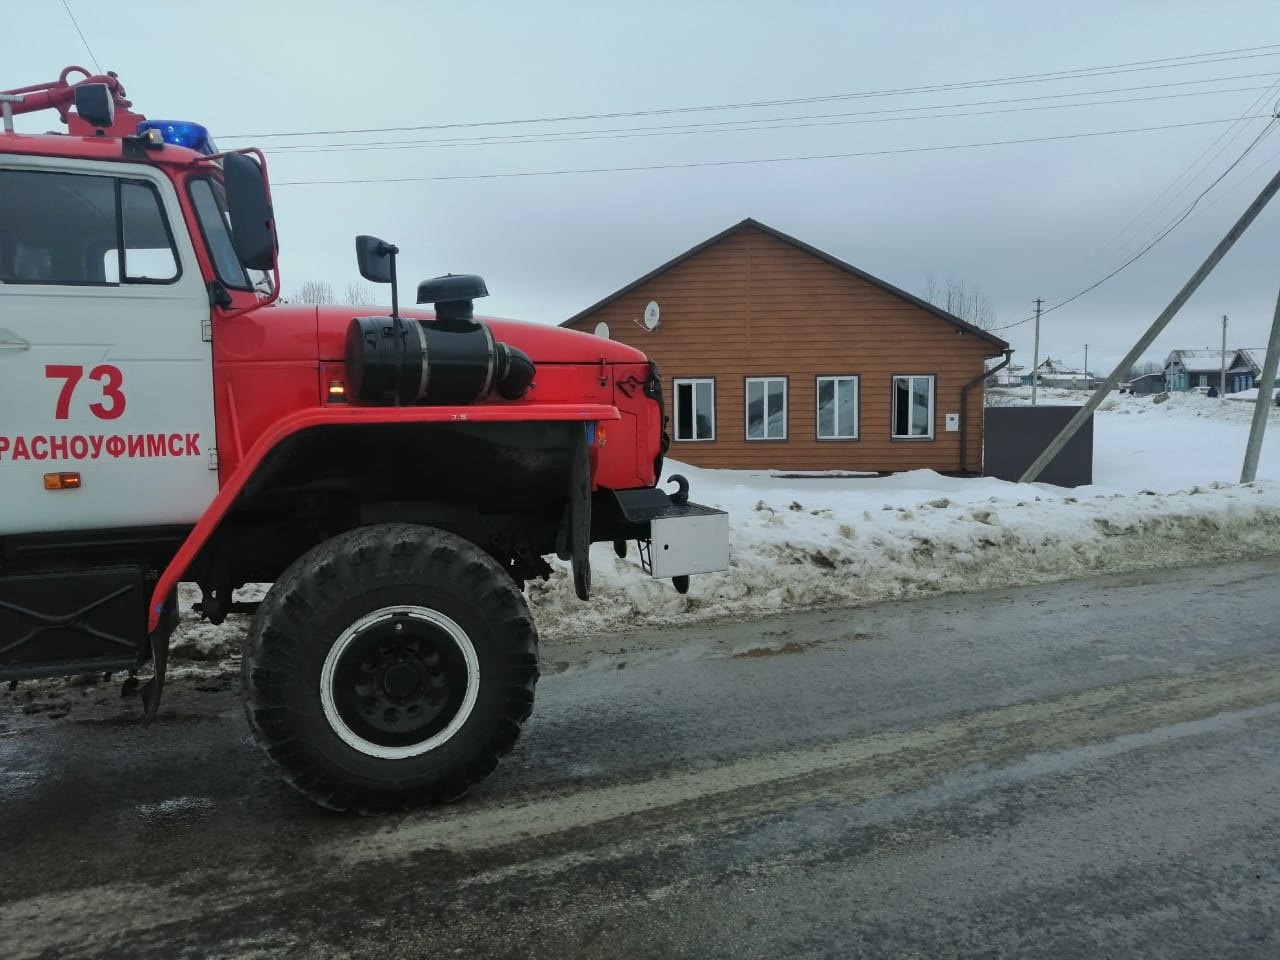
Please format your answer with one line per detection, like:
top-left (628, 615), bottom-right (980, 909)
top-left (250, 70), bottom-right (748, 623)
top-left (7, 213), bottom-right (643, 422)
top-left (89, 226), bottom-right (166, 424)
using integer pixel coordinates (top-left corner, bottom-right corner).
top-left (146, 403), bottom-right (619, 631)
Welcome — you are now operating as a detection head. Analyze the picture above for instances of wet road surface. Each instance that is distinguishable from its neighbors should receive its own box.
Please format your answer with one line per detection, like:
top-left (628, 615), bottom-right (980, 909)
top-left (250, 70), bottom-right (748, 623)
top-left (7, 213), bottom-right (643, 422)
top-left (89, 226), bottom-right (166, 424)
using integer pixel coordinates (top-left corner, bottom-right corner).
top-left (2, 558), bottom-right (1278, 958)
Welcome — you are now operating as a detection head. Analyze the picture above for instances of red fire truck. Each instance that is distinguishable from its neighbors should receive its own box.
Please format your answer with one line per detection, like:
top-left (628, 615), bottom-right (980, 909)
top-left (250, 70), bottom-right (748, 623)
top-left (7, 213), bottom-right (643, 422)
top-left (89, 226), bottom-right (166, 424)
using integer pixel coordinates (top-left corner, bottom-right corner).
top-left (0, 67), bottom-right (728, 812)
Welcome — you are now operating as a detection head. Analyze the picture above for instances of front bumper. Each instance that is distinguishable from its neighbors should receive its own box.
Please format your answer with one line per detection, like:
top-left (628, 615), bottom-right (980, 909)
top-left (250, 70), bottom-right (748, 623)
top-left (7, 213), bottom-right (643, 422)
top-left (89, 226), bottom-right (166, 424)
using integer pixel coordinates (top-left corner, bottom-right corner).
top-left (595, 477), bottom-right (729, 580)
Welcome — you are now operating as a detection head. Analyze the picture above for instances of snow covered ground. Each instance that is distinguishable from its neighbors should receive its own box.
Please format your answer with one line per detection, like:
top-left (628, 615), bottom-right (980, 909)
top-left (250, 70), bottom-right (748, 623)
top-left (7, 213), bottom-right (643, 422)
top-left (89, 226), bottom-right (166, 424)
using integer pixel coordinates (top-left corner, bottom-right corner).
top-left (1223, 386), bottom-right (1279, 403)
top-left (171, 389), bottom-right (1280, 659)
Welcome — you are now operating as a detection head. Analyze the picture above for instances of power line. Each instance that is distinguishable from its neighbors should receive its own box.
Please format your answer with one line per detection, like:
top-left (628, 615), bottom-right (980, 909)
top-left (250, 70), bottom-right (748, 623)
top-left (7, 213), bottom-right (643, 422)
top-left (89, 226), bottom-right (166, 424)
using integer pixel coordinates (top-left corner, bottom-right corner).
top-left (1092, 88), bottom-right (1276, 258)
top-left (1027, 118), bottom-right (1277, 323)
top-left (232, 44), bottom-right (1280, 140)
top-left (1094, 76), bottom-right (1280, 263)
top-left (991, 118), bottom-right (1279, 332)
top-left (258, 71), bottom-right (1280, 152)
top-left (58, 0), bottom-right (102, 75)
top-left (1200, 136), bottom-right (1280, 210)
top-left (274, 114), bottom-right (1271, 186)
top-left (263, 82), bottom-right (1279, 157)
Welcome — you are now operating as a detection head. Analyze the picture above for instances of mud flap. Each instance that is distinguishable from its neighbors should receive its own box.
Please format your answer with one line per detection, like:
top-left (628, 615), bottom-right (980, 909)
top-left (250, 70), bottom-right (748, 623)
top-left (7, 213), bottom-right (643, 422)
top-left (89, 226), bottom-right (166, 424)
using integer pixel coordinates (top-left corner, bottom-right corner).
top-left (569, 426), bottom-right (592, 601)
top-left (139, 592), bottom-right (177, 725)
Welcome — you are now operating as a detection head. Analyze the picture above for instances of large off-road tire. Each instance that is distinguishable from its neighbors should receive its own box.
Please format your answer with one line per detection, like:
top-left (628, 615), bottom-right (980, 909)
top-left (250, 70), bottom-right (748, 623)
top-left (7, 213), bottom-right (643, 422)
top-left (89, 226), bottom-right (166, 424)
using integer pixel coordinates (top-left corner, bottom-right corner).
top-left (241, 524), bottom-right (538, 814)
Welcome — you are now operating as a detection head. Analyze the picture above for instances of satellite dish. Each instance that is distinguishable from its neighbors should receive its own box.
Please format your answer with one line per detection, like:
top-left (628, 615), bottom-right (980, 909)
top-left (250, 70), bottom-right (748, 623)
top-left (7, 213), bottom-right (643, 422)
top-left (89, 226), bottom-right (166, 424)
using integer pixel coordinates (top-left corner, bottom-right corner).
top-left (594, 321), bottom-right (611, 339)
top-left (643, 301), bottom-right (661, 330)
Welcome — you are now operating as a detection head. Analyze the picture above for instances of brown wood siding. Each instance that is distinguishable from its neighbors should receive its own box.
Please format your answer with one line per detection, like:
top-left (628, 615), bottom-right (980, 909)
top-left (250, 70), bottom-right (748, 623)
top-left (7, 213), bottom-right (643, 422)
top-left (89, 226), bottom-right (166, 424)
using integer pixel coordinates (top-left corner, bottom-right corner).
top-left (568, 226), bottom-right (1002, 473)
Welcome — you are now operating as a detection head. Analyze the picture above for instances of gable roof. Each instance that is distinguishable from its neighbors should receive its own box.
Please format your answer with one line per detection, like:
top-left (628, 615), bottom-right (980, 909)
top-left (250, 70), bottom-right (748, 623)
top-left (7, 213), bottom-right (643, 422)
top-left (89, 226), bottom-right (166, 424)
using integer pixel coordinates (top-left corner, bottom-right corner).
top-left (1034, 358), bottom-right (1091, 377)
top-left (1166, 349), bottom-right (1228, 373)
top-left (1165, 348), bottom-right (1261, 374)
top-left (561, 217), bottom-right (1010, 349)
top-left (1235, 348), bottom-right (1268, 373)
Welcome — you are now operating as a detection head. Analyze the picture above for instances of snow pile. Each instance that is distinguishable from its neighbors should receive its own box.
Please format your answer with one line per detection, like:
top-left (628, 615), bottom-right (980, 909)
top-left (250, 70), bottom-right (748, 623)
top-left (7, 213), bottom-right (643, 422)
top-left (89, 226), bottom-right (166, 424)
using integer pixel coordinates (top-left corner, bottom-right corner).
top-left (171, 614), bottom-right (246, 661)
top-left (991, 385), bottom-right (1280, 421)
top-left (531, 389), bottom-right (1280, 639)
top-left (527, 469), bottom-right (1280, 640)
top-left (1224, 386), bottom-right (1278, 403)
top-left (170, 389), bottom-right (1280, 657)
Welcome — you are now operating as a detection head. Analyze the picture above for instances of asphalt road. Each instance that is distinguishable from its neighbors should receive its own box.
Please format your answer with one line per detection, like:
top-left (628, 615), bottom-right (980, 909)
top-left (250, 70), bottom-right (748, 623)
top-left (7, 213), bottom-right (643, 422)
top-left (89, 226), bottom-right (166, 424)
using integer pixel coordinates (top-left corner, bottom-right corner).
top-left (2, 558), bottom-right (1279, 959)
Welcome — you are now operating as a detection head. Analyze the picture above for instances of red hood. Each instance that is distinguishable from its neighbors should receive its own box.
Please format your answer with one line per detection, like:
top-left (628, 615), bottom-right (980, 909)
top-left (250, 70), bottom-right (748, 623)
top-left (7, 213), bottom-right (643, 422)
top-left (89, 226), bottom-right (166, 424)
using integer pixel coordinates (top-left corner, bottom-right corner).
top-left (305, 306), bottom-right (647, 364)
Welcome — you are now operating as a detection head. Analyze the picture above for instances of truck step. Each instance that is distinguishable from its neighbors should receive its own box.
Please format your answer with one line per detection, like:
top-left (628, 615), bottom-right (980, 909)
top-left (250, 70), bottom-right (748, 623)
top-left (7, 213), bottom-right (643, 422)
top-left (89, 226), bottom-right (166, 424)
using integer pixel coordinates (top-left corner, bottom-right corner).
top-left (0, 566), bottom-right (146, 681)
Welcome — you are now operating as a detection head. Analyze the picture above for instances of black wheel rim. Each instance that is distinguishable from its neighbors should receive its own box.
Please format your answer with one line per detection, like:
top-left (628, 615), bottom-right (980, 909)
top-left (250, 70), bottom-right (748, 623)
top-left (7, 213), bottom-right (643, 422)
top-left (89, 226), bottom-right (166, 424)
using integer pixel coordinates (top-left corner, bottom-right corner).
top-left (321, 607), bottom-right (479, 759)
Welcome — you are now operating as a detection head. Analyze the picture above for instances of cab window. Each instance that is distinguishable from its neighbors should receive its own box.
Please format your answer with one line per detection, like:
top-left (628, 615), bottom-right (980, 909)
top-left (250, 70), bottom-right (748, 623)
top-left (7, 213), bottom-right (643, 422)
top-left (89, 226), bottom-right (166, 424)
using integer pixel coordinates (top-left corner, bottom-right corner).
top-left (0, 169), bottom-right (179, 285)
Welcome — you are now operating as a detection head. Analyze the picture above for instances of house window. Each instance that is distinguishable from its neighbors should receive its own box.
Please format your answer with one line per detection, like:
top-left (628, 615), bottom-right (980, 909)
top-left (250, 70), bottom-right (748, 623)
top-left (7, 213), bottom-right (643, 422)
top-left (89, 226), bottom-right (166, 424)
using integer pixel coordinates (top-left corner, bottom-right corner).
top-left (817, 376), bottom-right (859, 439)
top-left (745, 377), bottom-right (787, 440)
top-left (673, 379), bottom-right (715, 441)
top-left (892, 375), bottom-right (935, 439)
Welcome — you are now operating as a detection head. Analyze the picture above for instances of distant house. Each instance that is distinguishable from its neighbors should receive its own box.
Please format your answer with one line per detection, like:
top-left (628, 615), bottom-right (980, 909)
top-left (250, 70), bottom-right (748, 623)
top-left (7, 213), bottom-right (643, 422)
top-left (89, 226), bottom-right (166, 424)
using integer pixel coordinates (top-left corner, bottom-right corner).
top-left (987, 364), bottom-right (1024, 388)
top-left (1234, 349), bottom-right (1274, 394)
top-left (1164, 348), bottom-right (1264, 393)
top-left (1021, 358), bottom-right (1094, 390)
top-left (561, 218), bottom-right (1010, 474)
top-left (1124, 372), bottom-right (1165, 395)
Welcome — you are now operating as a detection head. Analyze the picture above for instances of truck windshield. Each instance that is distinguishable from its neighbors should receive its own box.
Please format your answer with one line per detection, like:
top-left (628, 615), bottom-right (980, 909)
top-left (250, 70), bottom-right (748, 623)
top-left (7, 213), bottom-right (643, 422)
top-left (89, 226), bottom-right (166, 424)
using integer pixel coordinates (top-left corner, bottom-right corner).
top-left (188, 176), bottom-right (257, 293)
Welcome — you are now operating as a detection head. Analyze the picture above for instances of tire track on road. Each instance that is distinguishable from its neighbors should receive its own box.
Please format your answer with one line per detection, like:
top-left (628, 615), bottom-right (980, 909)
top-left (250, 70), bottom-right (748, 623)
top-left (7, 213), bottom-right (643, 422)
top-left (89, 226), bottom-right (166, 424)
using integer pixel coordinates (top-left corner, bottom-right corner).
top-left (333, 657), bottom-right (1280, 865)
top-left (3, 657), bottom-right (1277, 960)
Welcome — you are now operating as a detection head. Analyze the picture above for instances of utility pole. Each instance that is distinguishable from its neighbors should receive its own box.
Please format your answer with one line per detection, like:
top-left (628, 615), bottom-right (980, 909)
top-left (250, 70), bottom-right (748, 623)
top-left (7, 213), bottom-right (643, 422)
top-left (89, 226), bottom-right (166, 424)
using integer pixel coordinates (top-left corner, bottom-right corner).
top-left (1242, 289), bottom-right (1280, 481)
top-left (1084, 343), bottom-right (1089, 389)
top-left (1220, 315), bottom-right (1228, 397)
top-left (1031, 298), bottom-right (1043, 406)
top-left (1019, 166), bottom-right (1280, 484)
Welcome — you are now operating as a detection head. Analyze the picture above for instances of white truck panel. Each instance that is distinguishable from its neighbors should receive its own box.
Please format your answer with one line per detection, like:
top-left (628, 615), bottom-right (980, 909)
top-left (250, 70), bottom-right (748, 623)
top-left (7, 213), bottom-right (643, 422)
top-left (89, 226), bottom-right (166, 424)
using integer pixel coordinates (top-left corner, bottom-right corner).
top-left (648, 511), bottom-right (731, 578)
top-left (0, 155), bottom-right (218, 536)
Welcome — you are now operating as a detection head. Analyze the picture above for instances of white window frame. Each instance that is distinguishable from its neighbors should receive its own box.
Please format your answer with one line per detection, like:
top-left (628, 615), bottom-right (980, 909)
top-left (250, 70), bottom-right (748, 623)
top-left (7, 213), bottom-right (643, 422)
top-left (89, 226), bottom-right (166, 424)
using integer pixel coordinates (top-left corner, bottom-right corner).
top-left (891, 374), bottom-right (936, 440)
top-left (816, 375), bottom-right (859, 440)
top-left (673, 378), bottom-right (716, 442)
top-left (745, 376), bottom-right (788, 441)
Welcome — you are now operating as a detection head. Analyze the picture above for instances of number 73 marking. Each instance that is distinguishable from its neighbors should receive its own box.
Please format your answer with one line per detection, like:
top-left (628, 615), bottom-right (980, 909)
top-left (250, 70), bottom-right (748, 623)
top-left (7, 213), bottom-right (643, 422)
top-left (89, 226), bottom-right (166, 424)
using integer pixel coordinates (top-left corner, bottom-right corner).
top-left (45, 364), bottom-right (127, 420)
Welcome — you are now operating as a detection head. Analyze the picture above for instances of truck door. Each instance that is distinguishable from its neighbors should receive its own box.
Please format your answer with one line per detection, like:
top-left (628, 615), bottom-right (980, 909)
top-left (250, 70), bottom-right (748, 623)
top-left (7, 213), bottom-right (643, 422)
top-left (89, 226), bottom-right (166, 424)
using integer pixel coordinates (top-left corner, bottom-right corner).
top-left (0, 157), bottom-right (218, 536)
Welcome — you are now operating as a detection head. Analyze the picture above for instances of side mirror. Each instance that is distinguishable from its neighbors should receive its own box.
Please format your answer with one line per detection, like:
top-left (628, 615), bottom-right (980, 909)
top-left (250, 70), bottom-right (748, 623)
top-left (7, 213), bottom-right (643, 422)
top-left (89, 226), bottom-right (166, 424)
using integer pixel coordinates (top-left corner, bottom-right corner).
top-left (223, 152), bottom-right (276, 272)
top-left (74, 84), bottom-right (115, 130)
top-left (355, 235), bottom-right (397, 284)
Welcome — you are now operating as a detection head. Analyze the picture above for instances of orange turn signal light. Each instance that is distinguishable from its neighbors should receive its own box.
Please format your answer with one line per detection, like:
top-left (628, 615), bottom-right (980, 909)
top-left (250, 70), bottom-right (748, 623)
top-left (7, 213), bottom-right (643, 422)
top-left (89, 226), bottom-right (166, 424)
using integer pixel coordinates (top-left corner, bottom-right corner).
top-left (43, 472), bottom-right (81, 490)
top-left (327, 380), bottom-right (347, 403)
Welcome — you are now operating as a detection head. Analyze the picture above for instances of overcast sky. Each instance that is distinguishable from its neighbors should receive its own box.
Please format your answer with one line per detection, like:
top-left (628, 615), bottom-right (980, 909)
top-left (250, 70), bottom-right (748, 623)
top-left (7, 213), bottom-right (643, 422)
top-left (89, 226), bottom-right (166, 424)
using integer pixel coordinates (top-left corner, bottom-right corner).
top-left (11, 0), bottom-right (1280, 375)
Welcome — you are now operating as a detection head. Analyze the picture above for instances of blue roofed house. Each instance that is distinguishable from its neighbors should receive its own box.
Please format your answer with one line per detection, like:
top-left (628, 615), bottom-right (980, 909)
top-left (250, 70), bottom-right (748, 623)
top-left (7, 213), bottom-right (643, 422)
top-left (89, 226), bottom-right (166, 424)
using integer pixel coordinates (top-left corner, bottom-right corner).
top-left (1234, 349), bottom-right (1271, 394)
top-left (1164, 348), bottom-right (1264, 394)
